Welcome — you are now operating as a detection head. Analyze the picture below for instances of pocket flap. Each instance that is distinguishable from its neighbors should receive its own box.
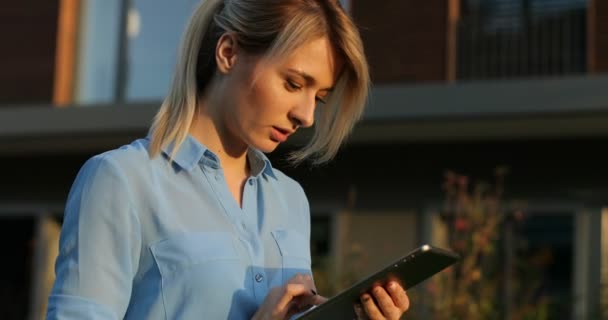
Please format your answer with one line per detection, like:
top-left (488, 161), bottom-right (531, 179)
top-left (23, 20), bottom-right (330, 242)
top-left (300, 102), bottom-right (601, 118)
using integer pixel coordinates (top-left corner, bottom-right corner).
top-left (271, 229), bottom-right (310, 262)
top-left (150, 232), bottom-right (238, 276)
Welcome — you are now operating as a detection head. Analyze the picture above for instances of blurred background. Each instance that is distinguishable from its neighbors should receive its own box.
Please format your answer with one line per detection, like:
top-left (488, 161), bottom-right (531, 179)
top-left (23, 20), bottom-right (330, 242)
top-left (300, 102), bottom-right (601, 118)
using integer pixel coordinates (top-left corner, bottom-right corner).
top-left (0, 0), bottom-right (607, 319)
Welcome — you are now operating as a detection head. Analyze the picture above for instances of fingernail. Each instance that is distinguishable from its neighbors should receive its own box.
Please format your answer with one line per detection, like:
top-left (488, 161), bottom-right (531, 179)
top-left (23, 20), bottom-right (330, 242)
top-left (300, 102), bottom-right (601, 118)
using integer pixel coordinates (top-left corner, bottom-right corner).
top-left (361, 295), bottom-right (371, 302)
top-left (311, 289), bottom-right (317, 295)
top-left (389, 282), bottom-right (397, 290)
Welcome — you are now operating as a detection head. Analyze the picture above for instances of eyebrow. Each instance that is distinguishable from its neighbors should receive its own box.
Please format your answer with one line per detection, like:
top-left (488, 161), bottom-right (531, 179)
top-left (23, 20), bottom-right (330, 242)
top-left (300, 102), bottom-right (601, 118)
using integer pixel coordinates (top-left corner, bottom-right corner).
top-left (287, 69), bottom-right (334, 92)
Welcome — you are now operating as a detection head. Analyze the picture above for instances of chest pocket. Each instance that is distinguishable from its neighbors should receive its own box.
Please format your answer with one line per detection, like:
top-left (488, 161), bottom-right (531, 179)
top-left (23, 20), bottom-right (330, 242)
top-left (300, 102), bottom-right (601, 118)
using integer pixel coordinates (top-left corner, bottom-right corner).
top-left (271, 229), bottom-right (312, 284)
top-left (150, 232), bottom-right (245, 319)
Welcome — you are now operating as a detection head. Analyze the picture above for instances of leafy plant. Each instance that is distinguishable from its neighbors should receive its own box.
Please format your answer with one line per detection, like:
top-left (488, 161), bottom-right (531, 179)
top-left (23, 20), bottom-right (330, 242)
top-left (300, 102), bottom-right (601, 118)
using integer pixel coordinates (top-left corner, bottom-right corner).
top-left (428, 168), bottom-right (550, 320)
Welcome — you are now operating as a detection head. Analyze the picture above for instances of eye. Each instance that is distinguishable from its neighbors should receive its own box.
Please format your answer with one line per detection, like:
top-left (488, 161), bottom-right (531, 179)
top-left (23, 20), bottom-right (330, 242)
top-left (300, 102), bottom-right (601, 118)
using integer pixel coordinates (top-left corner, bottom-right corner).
top-left (285, 79), bottom-right (302, 91)
top-left (315, 96), bottom-right (327, 105)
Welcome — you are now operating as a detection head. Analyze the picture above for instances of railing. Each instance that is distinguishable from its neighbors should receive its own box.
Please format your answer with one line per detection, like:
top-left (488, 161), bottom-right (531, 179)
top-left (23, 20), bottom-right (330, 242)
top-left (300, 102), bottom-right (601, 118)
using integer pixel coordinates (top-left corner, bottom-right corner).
top-left (457, 0), bottom-right (587, 80)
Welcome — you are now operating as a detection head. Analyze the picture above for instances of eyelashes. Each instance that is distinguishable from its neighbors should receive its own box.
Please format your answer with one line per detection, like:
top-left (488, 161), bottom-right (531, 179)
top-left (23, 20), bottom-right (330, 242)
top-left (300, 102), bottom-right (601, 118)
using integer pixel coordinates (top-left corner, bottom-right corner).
top-left (285, 79), bottom-right (302, 91)
top-left (285, 79), bottom-right (327, 105)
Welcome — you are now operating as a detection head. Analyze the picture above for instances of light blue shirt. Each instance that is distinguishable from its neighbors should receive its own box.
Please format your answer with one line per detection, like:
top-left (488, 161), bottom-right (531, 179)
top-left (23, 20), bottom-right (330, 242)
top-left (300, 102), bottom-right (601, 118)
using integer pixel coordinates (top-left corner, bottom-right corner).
top-left (47, 135), bottom-right (313, 319)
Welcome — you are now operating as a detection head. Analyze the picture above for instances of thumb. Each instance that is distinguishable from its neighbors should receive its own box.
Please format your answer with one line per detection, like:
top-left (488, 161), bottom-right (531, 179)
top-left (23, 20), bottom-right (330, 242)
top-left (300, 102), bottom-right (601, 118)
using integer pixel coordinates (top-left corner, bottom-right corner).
top-left (312, 295), bottom-right (328, 305)
top-left (297, 293), bottom-right (328, 309)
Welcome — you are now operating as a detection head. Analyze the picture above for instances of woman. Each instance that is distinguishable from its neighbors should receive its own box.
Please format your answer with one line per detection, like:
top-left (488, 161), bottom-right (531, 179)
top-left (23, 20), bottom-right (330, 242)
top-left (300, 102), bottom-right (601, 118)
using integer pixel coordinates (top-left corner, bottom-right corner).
top-left (47, 0), bottom-right (410, 319)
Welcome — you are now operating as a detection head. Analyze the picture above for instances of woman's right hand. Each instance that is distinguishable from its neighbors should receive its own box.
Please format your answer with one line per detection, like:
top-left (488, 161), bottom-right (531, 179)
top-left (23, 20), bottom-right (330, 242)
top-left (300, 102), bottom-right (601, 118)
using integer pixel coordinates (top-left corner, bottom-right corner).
top-left (252, 273), bottom-right (326, 320)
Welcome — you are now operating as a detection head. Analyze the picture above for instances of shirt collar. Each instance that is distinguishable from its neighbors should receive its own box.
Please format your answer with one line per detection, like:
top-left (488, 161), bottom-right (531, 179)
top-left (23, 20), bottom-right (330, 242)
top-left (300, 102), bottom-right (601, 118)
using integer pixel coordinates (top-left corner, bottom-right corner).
top-left (161, 135), bottom-right (209, 172)
top-left (159, 135), bottom-right (276, 179)
top-left (248, 148), bottom-right (276, 179)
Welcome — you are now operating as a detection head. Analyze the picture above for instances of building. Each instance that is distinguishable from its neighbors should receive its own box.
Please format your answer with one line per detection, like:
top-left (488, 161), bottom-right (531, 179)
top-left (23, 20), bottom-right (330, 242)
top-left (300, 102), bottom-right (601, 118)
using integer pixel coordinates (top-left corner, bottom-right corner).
top-left (0, 0), bottom-right (607, 319)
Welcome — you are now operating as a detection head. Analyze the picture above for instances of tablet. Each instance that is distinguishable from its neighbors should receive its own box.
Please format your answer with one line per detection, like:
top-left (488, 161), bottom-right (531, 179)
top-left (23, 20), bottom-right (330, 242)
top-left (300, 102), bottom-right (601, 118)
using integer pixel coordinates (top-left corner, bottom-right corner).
top-left (295, 244), bottom-right (459, 319)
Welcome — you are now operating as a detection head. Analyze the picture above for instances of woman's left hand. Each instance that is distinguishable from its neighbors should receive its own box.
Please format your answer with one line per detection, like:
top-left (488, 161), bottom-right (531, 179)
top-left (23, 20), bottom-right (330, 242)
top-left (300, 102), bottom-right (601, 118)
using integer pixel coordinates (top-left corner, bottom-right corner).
top-left (354, 281), bottom-right (409, 320)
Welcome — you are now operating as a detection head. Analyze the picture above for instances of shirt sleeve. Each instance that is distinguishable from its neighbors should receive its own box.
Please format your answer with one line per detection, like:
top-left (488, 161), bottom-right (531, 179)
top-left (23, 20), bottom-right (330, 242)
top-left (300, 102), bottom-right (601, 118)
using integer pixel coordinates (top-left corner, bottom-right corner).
top-left (47, 154), bottom-right (142, 319)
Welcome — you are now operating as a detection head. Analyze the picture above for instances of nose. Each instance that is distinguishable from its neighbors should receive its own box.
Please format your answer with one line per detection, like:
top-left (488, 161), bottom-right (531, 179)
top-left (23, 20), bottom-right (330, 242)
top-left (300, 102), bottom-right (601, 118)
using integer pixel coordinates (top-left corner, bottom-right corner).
top-left (289, 94), bottom-right (316, 129)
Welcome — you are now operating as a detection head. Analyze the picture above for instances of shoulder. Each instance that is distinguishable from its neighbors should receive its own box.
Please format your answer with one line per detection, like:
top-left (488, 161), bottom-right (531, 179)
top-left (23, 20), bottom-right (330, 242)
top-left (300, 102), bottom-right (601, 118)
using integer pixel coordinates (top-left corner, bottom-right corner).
top-left (91, 138), bottom-right (152, 170)
top-left (72, 138), bottom-right (157, 196)
top-left (64, 140), bottom-right (153, 224)
top-left (80, 138), bottom-right (154, 175)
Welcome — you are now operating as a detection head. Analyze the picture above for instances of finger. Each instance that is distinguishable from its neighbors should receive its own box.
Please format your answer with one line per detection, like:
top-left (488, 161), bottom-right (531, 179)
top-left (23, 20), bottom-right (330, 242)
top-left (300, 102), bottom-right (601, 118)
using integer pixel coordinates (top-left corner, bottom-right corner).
top-left (313, 295), bottom-right (328, 305)
top-left (286, 273), bottom-right (319, 307)
top-left (371, 286), bottom-right (400, 319)
top-left (298, 292), bottom-right (327, 309)
top-left (360, 292), bottom-right (383, 319)
top-left (386, 281), bottom-right (409, 312)
top-left (286, 291), bottom-right (324, 318)
top-left (277, 283), bottom-right (311, 312)
top-left (288, 273), bottom-right (314, 286)
top-left (287, 274), bottom-right (313, 290)
top-left (291, 296), bottom-right (326, 318)
top-left (287, 300), bottom-right (312, 319)
top-left (354, 303), bottom-right (367, 320)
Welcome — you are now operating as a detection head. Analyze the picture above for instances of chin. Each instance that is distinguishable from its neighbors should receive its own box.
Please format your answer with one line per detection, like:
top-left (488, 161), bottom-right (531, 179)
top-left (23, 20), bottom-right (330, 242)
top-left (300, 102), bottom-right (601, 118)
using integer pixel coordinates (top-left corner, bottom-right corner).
top-left (249, 138), bottom-right (280, 153)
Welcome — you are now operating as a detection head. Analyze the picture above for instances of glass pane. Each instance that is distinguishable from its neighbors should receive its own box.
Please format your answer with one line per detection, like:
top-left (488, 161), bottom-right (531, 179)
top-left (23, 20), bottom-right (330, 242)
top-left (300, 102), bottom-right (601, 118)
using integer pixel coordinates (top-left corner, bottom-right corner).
top-left (518, 213), bottom-right (574, 318)
top-left (75, 0), bottom-right (122, 104)
top-left (75, 0), bottom-right (200, 104)
top-left (126, 0), bottom-right (200, 101)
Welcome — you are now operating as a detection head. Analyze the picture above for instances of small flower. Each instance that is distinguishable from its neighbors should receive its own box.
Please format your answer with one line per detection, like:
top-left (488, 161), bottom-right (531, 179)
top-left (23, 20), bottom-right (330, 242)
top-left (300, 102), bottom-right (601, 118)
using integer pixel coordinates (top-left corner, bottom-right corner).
top-left (470, 269), bottom-right (482, 281)
top-left (454, 218), bottom-right (469, 232)
top-left (477, 234), bottom-right (490, 249)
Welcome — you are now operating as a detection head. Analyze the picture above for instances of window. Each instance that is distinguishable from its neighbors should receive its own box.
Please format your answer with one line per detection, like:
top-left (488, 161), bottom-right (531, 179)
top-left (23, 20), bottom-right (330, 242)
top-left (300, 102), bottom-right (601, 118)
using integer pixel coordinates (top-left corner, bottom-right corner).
top-left (516, 213), bottom-right (574, 318)
top-left (125, 0), bottom-right (201, 101)
top-left (75, 0), bottom-right (200, 104)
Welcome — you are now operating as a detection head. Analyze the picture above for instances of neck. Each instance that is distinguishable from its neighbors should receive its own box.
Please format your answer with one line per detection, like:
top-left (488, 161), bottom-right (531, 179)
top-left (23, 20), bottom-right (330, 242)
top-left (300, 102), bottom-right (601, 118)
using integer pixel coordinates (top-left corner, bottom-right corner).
top-left (189, 102), bottom-right (250, 177)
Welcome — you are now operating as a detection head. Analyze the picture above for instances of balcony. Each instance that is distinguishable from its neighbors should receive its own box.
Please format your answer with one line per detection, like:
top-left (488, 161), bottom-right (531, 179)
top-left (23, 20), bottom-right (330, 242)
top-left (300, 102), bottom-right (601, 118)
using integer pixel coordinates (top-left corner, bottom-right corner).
top-left (457, 0), bottom-right (587, 79)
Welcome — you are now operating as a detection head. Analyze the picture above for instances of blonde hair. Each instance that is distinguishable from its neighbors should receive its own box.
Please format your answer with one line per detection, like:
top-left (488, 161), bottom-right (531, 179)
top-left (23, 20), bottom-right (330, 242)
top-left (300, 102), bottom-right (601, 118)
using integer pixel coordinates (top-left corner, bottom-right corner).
top-left (149, 0), bottom-right (370, 165)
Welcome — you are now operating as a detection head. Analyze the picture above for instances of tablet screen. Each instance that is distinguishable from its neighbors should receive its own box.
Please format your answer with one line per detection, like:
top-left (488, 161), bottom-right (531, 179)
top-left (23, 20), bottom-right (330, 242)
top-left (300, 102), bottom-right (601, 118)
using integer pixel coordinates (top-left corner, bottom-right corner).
top-left (295, 244), bottom-right (459, 319)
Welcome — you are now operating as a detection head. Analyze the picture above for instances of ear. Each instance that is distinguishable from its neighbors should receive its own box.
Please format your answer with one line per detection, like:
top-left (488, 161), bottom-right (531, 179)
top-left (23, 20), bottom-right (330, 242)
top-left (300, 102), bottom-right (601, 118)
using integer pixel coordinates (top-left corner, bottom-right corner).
top-left (215, 33), bottom-right (238, 74)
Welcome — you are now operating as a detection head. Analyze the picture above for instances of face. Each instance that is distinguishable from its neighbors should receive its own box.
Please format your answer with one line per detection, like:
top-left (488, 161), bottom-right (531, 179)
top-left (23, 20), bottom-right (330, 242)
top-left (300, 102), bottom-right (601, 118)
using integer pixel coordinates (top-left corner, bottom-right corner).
top-left (216, 36), bottom-right (343, 153)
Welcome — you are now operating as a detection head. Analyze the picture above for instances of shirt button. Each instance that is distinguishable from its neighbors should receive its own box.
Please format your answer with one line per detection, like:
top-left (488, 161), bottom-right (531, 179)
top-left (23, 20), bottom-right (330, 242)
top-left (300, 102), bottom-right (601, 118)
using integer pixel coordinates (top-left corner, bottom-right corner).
top-left (248, 179), bottom-right (254, 186)
top-left (255, 273), bottom-right (264, 283)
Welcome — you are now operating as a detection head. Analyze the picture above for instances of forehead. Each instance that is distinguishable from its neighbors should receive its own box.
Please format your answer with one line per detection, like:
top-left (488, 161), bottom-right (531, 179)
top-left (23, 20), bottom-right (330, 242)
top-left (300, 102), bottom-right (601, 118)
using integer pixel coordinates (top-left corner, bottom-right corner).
top-left (273, 37), bottom-right (343, 87)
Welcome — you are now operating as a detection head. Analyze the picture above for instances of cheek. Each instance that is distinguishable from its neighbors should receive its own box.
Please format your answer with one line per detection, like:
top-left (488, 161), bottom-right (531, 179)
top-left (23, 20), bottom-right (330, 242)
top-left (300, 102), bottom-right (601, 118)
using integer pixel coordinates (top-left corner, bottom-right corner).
top-left (245, 80), bottom-right (282, 117)
top-left (245, 79), bottom-right (276, 117)
top-left (218, 87), bottom-right (249, 137)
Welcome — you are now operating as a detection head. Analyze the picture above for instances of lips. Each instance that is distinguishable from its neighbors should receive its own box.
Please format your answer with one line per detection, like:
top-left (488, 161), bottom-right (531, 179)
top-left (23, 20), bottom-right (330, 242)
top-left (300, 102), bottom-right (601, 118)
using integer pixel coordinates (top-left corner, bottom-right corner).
top-left (271, 126), bottom-right (293, 143)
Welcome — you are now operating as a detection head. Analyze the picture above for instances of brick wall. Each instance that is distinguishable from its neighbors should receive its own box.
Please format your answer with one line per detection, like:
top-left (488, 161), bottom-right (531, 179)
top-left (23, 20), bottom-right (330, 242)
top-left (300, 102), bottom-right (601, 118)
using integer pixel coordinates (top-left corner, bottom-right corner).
top-left (0, 2), bottom-right (59, 105)
top-left (351, 0), bottom-right (448, 83)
